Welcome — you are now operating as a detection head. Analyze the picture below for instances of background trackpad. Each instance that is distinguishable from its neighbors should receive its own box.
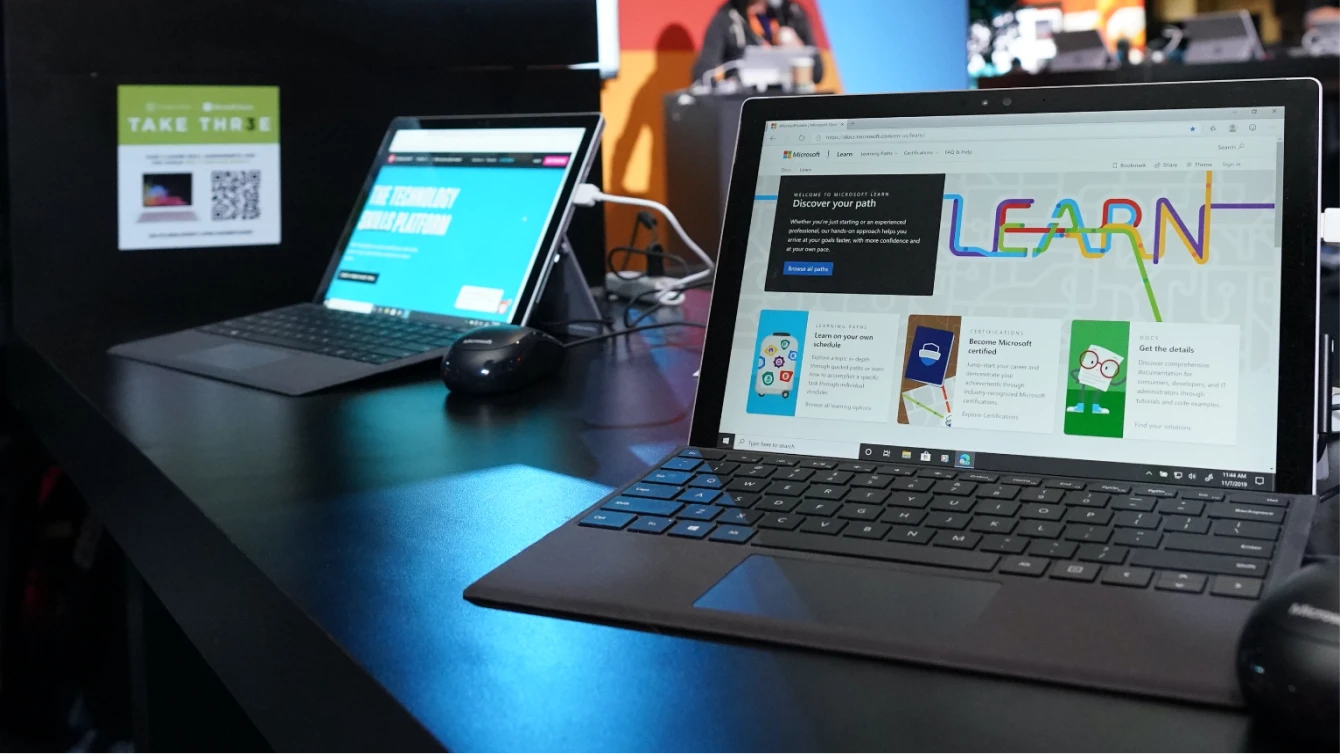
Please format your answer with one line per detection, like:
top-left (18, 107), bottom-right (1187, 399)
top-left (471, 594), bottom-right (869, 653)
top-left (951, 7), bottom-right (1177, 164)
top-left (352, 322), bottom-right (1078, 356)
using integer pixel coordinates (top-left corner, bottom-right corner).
top-left (182, 343), bottom-right (290, 370)
top-left (694, 555), bottom-right (1000, 638)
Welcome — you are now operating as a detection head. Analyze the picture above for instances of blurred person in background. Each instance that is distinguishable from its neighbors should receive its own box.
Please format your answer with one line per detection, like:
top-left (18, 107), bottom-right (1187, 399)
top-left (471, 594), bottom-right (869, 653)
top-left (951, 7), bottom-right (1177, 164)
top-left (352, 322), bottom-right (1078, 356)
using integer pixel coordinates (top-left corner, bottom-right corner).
top-left (692, 0), bottom-right (825, 84)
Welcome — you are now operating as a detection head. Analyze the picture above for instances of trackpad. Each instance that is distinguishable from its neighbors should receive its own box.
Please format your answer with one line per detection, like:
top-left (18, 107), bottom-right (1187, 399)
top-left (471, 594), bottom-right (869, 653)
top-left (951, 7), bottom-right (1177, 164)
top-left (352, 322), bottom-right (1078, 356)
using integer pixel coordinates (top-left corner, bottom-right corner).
top-left (694, 555), bottom-right (999, 638)
top-left (182, 343), bottom-right (290, 370)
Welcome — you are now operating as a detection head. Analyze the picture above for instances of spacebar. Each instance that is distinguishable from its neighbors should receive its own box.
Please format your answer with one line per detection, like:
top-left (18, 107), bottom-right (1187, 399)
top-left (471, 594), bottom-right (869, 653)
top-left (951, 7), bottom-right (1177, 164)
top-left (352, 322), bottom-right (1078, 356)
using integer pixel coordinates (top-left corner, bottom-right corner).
top-left (754, 531), bottom-right (1000, 572)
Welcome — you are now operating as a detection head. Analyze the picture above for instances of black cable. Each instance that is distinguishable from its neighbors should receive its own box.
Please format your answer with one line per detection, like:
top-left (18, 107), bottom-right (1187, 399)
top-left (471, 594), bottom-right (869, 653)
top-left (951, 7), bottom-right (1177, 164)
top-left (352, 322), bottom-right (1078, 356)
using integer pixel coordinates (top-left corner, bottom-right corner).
top-left (606, 245), bottom-right (689, 280)
top-left (563, 321), bottom-right (706, 348)
top-left (623, 278), bottom-right (713, 329)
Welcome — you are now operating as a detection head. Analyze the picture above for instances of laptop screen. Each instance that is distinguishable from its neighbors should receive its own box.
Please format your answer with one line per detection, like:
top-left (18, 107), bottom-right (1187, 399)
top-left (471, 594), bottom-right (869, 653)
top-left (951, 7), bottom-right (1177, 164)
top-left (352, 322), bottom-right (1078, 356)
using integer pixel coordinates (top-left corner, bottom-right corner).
top-left (323, 126), bottom-right (588, 323)
top-left (718, 106), bottom-right (1287, 489)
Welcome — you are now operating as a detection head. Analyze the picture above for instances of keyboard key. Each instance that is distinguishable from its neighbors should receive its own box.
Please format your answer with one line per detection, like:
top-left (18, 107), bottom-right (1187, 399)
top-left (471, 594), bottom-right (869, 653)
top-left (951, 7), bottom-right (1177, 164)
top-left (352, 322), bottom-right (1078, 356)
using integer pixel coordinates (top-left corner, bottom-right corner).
top-left (1227, 492), bottom-right (1291, 507)
top-left (961, 472), bottom-right (1000, 483)
top-left (918, 468), bottom-right (957, 480)
top-left (845, 522), bottom-right (891, 540)
top-left (1129, 550), bottom-right (1270, 578)
top-left (923, 512), bottom-right (970, 530)
top-left (580, 511), bottom-right (634, 529)
top-left (1111, 496), bottom-right (1156, 512)
top-left (980, 535), bottom-right (1029, 554)
top-left (847, 489), bottom-right (890, 505)
top-left (1064, 491), bottom-right (1109, 508)
top-left (891, 477), bottom-right (934, 492)
top-left (757, 495), bottom-right (800, 513)
top-left (777, 467), bottom-right (814, 481)
top-left (887, 526), bottom-right (935, 544)
top-left (1101, 566), bottom-right (1153, 587)
top-left (801, 496), bottom-right (850, 515)
top-left (969, 516), bottom-right (1016, 534)
top-left (1017, 521), bottom-right (1063, 538)
top-left (839, 462), bottom-right (877, 473)
top-left (1132, 485), bottom-right (1177, 498)
top-left (933, 479), bottom-right (977, 496)
top-left (1162, 532), bottom-right (1274, 559)
top-left (1064, 508), bottom-right (1113, 525)
top-left (668, 521), bottom-right (715, 539)
top-left (603, 497), bottom-right (682, 516)
top-left (1210, 575), bottom-right (1263, 599)
top-left (1210, 519), bottom-right (1280, 541)
top-left (977, 499), bottom-right (1020, 517)
top-left (814, 470), bottom-right (854, 485)
top-left (837, 503), bottom-right (882, 521)
top-left (1046, 479), bottom-right (1086, 490)
top-left (688, 474), bottom-right (725, 489)
top-left (756, 531), bottom-right (999, 572)
top-left (851, 474), bottom-right (893, 489)
top-left (799, 517), bottom-right (845, 536)
top-left (800, 458), bottom-right (838, 469)
top-left (644, 469), bottom-right (691, 485)
top-left (1050, 561), bottom-right (1100, 582)
top-left (1020, 503), bottom-right (1064, 521)
top-left (1063, 525), bottom-right (1111, 543)
top-left (728, 478), bottom-right (769, 494)
top-left (1156, 499), bottom-right (1204, 516)
top-left (678, 447), bottom-right (724, 460)
top-left (727, 452), bottom-right (762, 463)
top-left (1112, 528), bottom-right (1162, 548)
top-left (806, 485), bottom-right (850, 501)
top-left (999, 556), bottom-right (1050, 576)
top-left (882, 508), bottom-right (927, 525)
top-left (678, 488), bottom-right (722, 504)
top-left (1113, 511), bottom-right (1161, 529)
top-left (762, 455), bottom-right (797, 466)
top-left (628, 516), bottom-right (674, 534)
top-left (757, 513), bottom-right (803, 530)
top-left (1028, 540), bottom-right (1077, 559)
top-left (938, 532), bottom-right (981, 549)
top-left (1092, 483), bottom-right (1131, 494)
top-left (717, 507), bottom-right (762, 525)
top-left (1178, 490), bottom-right (1224, 501)
top-left (1163, 515), bottom-right (1210, 534)
top-left (737, 464), bottom-right (775, 478)
top-left (624, 482), bottom-right (681, 499)
top-left (930, 496), bottom-right (975, 513)
top-left (1002, 475), bottom-right (1041, 487)
top-left (661, 457), bottom-right (702, 472)
top-left (877, 465), bottom-right (916, 476)
top-left (710, 526), bottom-right (756, 544)
top-left (1077, 544), bottom-right (1128, 563)
top-left (1019, 488), bottom-right (1064, 504)
top-left (887, 492), bottom-right (933, 509)
top-left (719, 492), bottom-right (757, 508)
top-left (679, 504), bottom-right (722, 521)
top-left (765, 480), bottom-right (809, 497)
top-left (978, 484), bottom-right (1020, 500)
top-left (1206, 503), bottom-right (1284, 523)
top-left (1155, 571), bottom-right (1206, 594)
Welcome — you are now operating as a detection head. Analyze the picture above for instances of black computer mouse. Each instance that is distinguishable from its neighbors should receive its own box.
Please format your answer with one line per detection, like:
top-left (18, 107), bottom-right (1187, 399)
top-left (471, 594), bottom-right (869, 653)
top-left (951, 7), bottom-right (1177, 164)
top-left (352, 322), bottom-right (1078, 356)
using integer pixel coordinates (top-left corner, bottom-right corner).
top-left (1237, 560), bottom-right (1339, 739)
top-left (441, 324), bottom-right (565, 395)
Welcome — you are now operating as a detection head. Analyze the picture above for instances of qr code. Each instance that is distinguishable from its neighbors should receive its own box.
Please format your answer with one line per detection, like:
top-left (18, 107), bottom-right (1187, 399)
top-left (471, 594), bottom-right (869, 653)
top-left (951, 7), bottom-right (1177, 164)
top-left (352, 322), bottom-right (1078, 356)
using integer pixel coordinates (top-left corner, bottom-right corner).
top-left (211, 170), bottom-right (261, 221)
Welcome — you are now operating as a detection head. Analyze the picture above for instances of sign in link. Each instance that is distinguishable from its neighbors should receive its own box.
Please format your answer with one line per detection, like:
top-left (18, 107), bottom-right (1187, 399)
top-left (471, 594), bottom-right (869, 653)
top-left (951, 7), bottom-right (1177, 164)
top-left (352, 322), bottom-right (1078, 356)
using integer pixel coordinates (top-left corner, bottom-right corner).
top-left (782, 261), bottom-right (833, 276)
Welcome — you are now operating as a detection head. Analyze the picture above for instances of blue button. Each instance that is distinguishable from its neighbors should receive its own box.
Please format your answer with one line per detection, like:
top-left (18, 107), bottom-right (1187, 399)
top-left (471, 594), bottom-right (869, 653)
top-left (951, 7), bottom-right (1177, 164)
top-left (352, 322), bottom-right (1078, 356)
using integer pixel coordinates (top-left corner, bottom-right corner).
top-left (679, 504), bottom-right (723, 521)
top-left (710, 526), bottom-right (756, 544)
top-left (668, 520), bottom-right (715, 539)
top-left (782, 261), bottom-right (834, 276)
top-left (688, 474), bottom-right (725, 489)
top-left (662, 457), bottom-right (702, 471)
top-left (678, 488), bottom-right (722, 504)
top-left (678, 448), bottom-right (705, 458)
top-left (578, 510), bottom-right (634, 529)
top-left (628, 516), bottom-right (674, 534)
top-left (625, 482), bottom-right (682, 499)
top-left (603, 497), bottom-right (683, 516)
top-left (646, 469), bottom-right (692, 485)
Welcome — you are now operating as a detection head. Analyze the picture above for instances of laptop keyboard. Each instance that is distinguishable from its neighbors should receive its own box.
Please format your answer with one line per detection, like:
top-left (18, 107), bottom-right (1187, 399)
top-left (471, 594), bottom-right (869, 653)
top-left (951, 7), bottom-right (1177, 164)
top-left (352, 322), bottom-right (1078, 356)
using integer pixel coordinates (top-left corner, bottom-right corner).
top-left (198, 304), bottom-right (465, 365)
top-left (579, 447), bottom-right (1293, 599)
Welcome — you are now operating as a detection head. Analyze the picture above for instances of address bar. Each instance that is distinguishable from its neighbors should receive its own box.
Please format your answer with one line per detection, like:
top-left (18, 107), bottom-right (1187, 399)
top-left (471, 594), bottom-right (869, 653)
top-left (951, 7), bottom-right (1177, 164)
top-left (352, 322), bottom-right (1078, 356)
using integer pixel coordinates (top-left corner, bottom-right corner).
top-left (816, 121), bottom-right (1212, 144)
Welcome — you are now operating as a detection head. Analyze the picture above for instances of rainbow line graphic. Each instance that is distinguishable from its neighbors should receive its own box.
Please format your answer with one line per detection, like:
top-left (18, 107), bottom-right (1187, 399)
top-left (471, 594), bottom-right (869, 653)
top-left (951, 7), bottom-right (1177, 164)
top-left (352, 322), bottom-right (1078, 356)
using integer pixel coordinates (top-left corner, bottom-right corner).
top-left (942, 171), bottom-right (1274, 321)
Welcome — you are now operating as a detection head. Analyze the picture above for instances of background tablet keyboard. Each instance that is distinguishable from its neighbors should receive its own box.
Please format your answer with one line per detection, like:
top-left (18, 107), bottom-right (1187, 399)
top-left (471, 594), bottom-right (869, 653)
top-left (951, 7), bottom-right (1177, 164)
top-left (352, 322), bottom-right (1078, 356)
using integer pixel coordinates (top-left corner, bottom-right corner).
top-left (579, 447), bottom-right (1294, 599)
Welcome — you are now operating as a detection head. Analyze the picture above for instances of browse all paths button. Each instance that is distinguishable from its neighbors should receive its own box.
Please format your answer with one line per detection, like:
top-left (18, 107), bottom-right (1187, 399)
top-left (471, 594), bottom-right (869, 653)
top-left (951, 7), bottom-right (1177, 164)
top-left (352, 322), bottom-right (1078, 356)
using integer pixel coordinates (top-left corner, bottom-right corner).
top-left (782, 261), bottom-right (833, 276)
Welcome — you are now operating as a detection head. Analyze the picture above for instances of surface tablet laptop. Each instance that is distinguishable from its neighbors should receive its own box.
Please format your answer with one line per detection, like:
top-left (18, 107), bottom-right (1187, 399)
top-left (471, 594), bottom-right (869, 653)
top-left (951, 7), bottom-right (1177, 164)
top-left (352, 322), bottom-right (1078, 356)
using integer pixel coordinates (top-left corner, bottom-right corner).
top-left (112, 113), bottom-right (603, 395)
top-left (467, 80), bottom-right (1324, 706)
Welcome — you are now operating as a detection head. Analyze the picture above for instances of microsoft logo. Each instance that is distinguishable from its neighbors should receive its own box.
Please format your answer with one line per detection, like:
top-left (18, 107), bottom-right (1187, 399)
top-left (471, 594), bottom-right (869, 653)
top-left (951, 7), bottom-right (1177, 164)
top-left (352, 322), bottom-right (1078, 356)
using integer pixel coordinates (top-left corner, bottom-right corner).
top-left (783, 150), bottom-right (791, 159)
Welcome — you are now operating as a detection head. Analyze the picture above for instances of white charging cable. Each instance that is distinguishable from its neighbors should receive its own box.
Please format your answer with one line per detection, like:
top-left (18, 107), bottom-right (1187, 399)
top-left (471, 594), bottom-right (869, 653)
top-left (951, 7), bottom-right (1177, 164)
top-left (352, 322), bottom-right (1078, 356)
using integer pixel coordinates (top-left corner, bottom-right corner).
top-left (572, 183), bottom-right (715, 305)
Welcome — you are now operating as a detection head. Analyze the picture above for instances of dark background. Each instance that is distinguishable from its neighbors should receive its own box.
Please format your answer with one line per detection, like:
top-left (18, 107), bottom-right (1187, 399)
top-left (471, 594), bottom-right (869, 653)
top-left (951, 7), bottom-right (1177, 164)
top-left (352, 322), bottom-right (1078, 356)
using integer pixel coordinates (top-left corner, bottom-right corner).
top-left (3, 0), bottom-right (607, 351)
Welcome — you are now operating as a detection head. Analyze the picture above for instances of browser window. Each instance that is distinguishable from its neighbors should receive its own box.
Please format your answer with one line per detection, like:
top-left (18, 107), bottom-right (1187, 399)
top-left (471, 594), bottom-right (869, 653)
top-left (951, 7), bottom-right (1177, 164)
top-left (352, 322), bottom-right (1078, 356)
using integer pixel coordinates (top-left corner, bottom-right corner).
top-left (719, 107), bottom-right (1287, 489)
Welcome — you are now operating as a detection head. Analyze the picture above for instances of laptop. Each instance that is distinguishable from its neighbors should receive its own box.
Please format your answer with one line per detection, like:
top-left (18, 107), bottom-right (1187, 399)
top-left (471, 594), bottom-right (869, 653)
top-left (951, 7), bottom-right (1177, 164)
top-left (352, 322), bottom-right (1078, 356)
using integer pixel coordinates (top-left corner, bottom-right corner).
top-left (1046, 30), bottom-right (1109, 72)
top-left (111, 113), bottom-right (603, 395)
top-left (466, 80), bottom-right (1324, 706)
top-left (1182, 10), bottom-right (1265, 64)
top-left (137, 172), bottom-right (199, 222)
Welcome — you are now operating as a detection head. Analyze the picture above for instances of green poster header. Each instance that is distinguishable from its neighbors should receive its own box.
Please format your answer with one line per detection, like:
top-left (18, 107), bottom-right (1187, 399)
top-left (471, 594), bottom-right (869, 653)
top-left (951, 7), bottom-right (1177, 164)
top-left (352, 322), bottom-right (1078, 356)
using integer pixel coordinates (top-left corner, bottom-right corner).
top-left (118, 85), bottom-right (280, 145)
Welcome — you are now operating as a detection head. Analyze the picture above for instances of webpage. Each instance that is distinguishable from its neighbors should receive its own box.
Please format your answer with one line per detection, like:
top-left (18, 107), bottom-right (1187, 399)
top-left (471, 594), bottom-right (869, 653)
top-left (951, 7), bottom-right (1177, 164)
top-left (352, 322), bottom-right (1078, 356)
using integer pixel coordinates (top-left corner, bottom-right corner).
top-left (719, 107), bottom-right (1286, 488)
top-left (323, 127), bottom-right (586, 322)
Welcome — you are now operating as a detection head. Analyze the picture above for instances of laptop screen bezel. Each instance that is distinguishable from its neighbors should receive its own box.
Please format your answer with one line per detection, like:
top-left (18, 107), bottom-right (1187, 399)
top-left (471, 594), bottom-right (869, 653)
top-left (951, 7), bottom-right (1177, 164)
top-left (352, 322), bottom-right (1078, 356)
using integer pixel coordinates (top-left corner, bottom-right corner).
top-left (311, 112), bottom-right (603, 326)
top-left (688, 79), bottom-right (1321, 494)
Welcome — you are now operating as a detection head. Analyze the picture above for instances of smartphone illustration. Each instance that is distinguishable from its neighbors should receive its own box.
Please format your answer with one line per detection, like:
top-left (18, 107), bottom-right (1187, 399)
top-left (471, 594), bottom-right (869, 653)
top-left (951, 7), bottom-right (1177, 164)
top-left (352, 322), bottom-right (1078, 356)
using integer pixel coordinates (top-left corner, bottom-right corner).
top-left (755, 332), bottom-right (799, 398)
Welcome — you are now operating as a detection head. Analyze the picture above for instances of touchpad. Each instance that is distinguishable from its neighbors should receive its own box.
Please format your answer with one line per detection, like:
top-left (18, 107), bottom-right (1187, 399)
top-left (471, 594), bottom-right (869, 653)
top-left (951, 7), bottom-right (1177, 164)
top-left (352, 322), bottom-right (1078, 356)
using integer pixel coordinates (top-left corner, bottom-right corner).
top-left (182, 343), bottom-right (290, 371)
top-left (694, 555), bottom-right (1000, 638)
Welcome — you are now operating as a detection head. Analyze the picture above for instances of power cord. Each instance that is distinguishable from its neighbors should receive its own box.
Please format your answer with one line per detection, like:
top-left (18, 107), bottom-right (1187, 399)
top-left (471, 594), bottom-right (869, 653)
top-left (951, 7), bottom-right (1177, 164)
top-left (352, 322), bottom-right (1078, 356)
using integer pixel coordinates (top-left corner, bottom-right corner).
top-left (562, 321), bottom-right (706, 348)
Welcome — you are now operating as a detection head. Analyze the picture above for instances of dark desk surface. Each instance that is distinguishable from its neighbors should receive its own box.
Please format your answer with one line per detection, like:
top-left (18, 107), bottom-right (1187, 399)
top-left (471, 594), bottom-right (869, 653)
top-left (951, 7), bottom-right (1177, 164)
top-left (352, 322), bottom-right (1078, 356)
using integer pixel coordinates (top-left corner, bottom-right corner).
top-left (5, 294), bottom-right (1298, 752)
